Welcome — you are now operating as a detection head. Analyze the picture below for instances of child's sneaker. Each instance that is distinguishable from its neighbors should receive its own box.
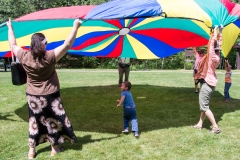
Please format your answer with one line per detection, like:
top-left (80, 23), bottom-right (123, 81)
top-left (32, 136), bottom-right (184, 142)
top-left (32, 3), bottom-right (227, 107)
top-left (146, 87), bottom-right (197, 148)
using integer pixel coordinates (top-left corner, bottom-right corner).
top-left (122, 129), bottom-right (129, 133)
top-left (134, 131), bottom-right (139, 137)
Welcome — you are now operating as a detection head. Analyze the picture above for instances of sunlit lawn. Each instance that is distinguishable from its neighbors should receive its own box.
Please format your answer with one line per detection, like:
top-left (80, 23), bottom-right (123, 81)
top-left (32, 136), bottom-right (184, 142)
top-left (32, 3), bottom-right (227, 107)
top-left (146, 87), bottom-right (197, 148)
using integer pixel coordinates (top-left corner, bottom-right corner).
top-left (0, 69), bottom-right (240, 160)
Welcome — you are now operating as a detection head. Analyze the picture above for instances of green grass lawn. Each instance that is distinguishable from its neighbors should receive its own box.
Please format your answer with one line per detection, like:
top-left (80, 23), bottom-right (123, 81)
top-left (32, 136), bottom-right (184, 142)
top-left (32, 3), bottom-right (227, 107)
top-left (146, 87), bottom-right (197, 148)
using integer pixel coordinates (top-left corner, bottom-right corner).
top-left (0, 69), bottom-right (240, 160)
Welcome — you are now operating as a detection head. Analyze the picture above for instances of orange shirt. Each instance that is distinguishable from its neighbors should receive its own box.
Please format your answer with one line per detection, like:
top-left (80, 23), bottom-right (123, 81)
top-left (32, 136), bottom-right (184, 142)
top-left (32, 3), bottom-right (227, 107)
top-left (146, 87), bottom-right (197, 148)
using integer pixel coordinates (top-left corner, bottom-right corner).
top-left (225, 69), bottom-right (232, 83)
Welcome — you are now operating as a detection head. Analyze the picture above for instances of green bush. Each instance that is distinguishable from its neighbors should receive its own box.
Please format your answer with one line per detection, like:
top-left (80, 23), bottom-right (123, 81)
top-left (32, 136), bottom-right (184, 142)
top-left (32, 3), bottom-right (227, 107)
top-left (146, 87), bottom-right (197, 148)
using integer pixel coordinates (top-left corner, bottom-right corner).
top-left (161, 52), bottom-right (185, 69)
top-left (56, 52), bottom-right (187, 70)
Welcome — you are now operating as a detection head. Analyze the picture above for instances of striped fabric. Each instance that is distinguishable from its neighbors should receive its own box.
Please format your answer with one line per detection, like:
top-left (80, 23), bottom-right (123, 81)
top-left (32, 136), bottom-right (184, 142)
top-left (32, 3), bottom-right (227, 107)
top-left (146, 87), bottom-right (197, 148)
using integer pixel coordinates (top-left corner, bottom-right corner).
top-left (0, 0), bottom-right (240, 58)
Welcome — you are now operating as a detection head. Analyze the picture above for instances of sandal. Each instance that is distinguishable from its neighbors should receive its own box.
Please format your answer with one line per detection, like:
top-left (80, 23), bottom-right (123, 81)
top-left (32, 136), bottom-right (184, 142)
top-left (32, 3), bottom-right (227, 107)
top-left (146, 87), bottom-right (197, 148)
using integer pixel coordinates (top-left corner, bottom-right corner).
top-left (50, 147), bottom-right (63, 156)
top-left (209, 127), bottom-right (221, 134)
top-left (28, 152), bottom-right (36, 159)
top-left (190, 124), bottom-right (202, 130)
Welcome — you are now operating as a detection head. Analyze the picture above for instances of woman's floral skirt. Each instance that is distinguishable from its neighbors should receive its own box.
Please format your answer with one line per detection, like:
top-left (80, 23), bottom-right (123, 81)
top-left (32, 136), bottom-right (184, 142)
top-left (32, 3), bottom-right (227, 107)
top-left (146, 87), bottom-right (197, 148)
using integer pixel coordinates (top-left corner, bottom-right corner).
top-left (26, 91), bottom-right (77, 147)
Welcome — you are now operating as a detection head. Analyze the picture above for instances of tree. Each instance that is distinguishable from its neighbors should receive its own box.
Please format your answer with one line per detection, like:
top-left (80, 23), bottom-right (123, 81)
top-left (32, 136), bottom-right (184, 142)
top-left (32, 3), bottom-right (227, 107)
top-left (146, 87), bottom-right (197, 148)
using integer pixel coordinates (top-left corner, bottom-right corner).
top-left (231, 0), bottom-right (240, 3)
top-left (0, 0), bottom-right (36, 23)
top-left (0, 0), bottom-right (109, 23)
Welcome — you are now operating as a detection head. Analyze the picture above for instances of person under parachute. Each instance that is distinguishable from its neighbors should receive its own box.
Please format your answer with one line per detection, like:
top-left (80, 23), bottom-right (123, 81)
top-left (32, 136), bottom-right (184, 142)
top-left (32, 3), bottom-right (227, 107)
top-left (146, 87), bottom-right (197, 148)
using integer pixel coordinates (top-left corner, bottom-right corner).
top-left (191, 25), bottom-right (223, 134)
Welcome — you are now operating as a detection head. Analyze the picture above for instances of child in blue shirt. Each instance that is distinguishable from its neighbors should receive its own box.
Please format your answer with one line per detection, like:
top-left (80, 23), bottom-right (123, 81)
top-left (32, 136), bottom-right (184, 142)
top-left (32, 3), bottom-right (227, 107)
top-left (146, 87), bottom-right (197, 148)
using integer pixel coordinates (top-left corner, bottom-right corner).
top-left (117, 81), bottom-right (139, 137)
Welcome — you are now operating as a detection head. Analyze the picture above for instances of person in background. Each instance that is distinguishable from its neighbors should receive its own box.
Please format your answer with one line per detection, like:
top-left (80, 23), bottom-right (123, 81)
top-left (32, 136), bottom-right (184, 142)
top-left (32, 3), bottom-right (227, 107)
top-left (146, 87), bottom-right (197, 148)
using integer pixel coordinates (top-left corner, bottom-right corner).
top-left (117, 81), bottom-right (139, 137)
top-left (7, 18), bottom-right (82, 159)
top-left (224, 59), bottom-right (232, 101)
top-left (191, 25), bottom-right (223, 134)
top-left (118, 57), bottom-right (130, 87)
top-left (193, 47), bottom-right (205, 93)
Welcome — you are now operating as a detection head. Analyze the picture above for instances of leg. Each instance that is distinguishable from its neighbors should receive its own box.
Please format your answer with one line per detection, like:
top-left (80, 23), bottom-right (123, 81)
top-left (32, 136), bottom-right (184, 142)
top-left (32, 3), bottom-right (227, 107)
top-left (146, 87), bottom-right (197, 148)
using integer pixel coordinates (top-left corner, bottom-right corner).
top-left (205, 109), bottom-right (218, 128)
top-left (194, 83), bottom-right (212, 128)
top-left (194, 80), bottom-right (199, 93)
top-left (193, 72), bottom-right (198, 92)
top-left (200, 83), bottom-right (220, 132)
top-left (28, 139), bottom-right (36, 159)
top-left (28, 136), bottom-right (36, 159)
top-left (123, 109), bottom-right (129, 130)
top-left (224, 82), bottom-right (231, 100)
top-left (28, 147), bottom-right (36, 159)
top-left (50, 145), bottom-right (62, 156)
top-left (118, 66), bottom-right (124, 86)
top-left (129, 109), bottom-right (138, 132)
top-left (228, 83), bottom-right (232, 99)
top-left (124, 67), bottom-right (130, 82)
top-left (195, 111), bottom-right (206, 128)
top-left (27, 92), bottom-right (77, 157)
top-left (129, 109), bottom-right (139, 137)
top-left (131, 119), bottom-right (138, 131)
top-left (224, 82), bottom-right (228, 99)
top-left (28, 102), bottom-right (37, 159)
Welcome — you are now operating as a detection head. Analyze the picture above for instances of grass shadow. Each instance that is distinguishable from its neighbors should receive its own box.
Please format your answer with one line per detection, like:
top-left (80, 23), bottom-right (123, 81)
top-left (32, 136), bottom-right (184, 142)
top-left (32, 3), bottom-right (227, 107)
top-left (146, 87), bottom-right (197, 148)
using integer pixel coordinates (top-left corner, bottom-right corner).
top-left (15, 85), bottom-right (240, 134)
top-left (36, 135), bottom-right (119, 155)
top-left (0, 112), bottom-right (18, 121)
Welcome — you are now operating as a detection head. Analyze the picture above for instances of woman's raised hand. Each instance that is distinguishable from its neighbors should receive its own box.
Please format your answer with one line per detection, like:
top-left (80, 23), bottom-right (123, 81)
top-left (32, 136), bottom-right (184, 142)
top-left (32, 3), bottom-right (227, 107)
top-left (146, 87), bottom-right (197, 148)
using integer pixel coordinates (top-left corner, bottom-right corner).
top-left (219, 24), bottom-right (224, 34)
top-left (6, 18), bottom-right (12, 28)
top-left (213, 25), bottom-right (218, 36)
top-left (73, 19), bottom-right (82, 29)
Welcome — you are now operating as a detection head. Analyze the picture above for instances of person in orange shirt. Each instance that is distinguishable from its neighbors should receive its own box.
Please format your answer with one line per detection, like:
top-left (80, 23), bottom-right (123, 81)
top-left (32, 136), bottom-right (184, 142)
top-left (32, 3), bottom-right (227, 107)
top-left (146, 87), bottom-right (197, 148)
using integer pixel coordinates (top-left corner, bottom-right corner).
top-left (224, 59), bottom-right (232, 101)
top-left (191, 25), bottom-right (223, 134)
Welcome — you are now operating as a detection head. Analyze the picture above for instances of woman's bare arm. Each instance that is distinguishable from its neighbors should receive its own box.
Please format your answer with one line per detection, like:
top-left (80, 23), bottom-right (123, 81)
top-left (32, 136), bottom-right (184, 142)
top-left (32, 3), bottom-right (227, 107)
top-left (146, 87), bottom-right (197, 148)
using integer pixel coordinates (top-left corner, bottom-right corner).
top-left (54, 19), bottom-right (82, 62)
top-left (7, 18), bottom-right (21, 56)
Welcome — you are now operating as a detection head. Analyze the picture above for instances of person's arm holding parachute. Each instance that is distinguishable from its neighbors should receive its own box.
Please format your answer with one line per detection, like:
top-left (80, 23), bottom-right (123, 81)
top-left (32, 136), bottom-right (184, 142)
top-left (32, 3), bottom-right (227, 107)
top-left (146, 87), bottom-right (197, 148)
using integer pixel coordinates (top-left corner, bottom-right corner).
top-left (6, 18), bottom-right (21, 56)
top-left (209, 26), bottom-right (219, 61)
top-left (193, 47), bottom-right (198, 55)
top-left (54, 19), bottom-right (82, 62)
top-left (193, 47), bottom-right (201, 60)
top-left (218, 24), bottom-right (223, 48)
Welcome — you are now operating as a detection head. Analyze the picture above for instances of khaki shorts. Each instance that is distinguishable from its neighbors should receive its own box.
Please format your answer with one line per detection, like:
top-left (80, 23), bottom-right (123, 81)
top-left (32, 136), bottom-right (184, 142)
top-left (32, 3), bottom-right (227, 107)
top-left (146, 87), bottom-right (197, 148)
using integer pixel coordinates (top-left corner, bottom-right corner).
top-left (199, 83), bottom-right (215, 112)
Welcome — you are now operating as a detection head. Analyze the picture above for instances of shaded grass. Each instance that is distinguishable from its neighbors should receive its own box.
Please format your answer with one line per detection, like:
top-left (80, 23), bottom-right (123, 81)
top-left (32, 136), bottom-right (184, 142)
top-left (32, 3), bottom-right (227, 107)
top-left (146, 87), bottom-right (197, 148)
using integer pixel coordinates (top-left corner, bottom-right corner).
top-left (0, 69), bottom-right (240, 159)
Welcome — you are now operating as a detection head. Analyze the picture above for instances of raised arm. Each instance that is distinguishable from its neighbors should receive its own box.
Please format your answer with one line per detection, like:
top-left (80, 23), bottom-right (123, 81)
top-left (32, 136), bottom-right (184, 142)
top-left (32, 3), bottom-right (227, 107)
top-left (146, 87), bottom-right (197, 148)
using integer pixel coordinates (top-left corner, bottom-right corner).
top-left (209, 26), bottom-right (218, 51)
top-left (224, 60), bottom-right (227, 68)
top-left (218, 24), bottom-right (223, 47)
top-left (7, 18), bottom-right (21, 56)
top-left (193, 47), bottom-right (198, 55)
top-left (54, 19), bottom-right (82, 62)
top-left (225, 59), bottom-right (230, 68)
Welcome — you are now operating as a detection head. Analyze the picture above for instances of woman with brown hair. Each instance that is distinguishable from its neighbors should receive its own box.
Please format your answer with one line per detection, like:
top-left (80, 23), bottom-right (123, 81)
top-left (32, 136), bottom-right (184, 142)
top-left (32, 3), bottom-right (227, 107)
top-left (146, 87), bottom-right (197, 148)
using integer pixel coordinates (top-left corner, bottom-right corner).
top-left (7, 18), bottom-right (82, 159)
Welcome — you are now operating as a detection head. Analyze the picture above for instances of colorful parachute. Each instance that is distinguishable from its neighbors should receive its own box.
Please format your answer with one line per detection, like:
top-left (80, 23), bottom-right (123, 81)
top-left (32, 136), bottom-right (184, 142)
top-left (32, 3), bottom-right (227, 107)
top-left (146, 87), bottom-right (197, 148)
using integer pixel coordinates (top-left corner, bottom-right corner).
top-left (222, 20), bottom-right (240, 56)
top-left (0, 0), bottom-right (240, 58)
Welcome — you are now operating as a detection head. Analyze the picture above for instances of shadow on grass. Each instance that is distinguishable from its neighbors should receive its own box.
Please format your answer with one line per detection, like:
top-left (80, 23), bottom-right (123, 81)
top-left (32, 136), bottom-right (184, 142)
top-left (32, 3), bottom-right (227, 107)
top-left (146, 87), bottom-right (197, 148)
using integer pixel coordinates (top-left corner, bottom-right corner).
top-left (0, 112), bottom-right (18, 121)
top-left (15, 85), bottom-right (240, 134)
top-left (35, 135), bottom-right (119, 154)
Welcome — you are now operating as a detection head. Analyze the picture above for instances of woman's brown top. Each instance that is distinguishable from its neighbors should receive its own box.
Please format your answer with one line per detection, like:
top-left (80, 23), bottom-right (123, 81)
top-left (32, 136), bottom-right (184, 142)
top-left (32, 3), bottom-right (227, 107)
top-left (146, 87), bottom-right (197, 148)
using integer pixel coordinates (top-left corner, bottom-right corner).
top-left (17, 49), bottom-right (60, 95)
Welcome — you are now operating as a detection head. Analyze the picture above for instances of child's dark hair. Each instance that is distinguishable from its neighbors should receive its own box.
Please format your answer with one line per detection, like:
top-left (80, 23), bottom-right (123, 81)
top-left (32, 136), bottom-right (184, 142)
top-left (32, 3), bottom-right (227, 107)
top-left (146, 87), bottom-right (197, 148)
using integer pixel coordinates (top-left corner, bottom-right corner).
top-left (124, 81), bottom-right (131, 90)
